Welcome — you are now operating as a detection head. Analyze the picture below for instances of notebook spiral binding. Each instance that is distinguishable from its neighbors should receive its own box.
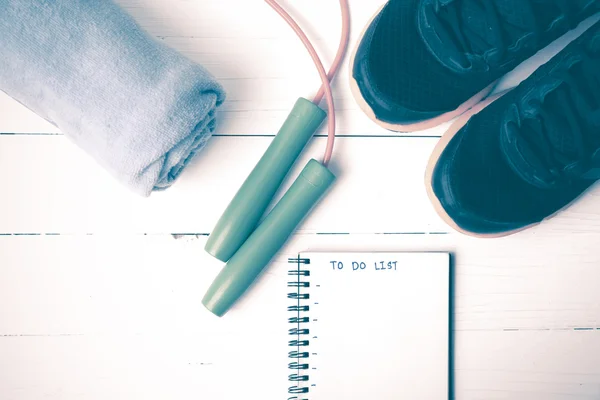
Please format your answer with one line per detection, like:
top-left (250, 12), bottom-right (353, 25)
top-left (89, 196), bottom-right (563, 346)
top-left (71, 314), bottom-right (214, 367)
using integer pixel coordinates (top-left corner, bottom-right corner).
top-left (287, 256), bottom-right (311, 400)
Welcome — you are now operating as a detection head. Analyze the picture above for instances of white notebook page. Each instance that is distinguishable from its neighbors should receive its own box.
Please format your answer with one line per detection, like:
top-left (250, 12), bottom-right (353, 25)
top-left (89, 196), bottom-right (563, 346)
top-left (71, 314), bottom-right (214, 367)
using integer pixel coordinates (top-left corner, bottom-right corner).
top-left (292, 252), bottom-right (450, 399)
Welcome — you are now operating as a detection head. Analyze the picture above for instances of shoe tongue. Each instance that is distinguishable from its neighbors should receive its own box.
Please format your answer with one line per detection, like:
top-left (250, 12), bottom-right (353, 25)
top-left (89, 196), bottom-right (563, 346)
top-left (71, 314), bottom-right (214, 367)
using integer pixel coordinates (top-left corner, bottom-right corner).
top-left (515, 86), bottom-right (600, 185)
top-left (539, 86), bottom-right (600, 160)
top-left (521, 107), bottom-right (578, 162)
top-left (455, 0), bottom-right (556, 56)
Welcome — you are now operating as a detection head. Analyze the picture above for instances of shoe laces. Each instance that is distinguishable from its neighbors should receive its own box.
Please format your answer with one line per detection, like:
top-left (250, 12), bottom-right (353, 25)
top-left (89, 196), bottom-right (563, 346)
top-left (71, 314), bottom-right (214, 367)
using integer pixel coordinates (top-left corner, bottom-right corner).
top-left (509, 34), bottom-right (600, 187)
top-left (430, 0), bottom-right (582, 71)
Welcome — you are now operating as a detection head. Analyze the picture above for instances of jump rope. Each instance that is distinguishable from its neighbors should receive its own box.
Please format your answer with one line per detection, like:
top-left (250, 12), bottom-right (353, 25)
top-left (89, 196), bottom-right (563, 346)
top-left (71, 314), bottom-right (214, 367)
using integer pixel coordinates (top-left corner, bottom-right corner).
top-left (202, 0), bottom-right (352, 317)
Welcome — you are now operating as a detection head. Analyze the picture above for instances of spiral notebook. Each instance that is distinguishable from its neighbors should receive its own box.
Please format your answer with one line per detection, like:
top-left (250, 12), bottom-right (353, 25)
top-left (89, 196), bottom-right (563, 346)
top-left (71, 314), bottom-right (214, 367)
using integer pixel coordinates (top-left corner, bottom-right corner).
top-left (286, 251), bottom-right (451, 399)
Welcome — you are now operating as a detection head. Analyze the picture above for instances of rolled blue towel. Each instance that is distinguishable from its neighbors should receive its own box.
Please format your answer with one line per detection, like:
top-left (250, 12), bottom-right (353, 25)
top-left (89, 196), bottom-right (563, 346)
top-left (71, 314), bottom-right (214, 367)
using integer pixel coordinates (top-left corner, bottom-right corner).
top-left (0, 0), bottom-right (226, 196)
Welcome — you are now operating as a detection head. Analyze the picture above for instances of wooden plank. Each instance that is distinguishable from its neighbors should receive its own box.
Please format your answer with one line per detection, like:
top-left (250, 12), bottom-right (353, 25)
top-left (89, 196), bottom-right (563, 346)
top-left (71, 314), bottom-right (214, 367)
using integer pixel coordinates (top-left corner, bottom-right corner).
top-left (2, 134), bottom-right (600, 234)
top-left (0, 88), bottom-right (435, 137)
top-left (0, 233), bottom-right (599, 399)
top-left (1, 1), bottom-right (596, 136)
top-left (2, 232), bottom-right (600, 332)
top-left (0, 234), bottom-right (290, 400)
top-left (0, 135), bottom-right (442, 233)
top-left (456, 330), bottom-right (600, 399)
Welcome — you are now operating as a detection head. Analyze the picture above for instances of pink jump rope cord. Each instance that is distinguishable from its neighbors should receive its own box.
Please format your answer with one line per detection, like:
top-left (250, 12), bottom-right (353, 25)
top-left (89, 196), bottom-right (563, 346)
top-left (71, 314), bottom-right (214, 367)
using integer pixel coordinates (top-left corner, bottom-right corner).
top-left (264, 0), bottom-right (351, 167)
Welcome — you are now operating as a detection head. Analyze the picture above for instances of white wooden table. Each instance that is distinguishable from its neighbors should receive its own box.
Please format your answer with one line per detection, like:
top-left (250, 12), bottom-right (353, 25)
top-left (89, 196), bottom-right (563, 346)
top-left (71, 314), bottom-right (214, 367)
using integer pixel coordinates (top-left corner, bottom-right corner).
top-left (1, 1), bottom-right (599, 399)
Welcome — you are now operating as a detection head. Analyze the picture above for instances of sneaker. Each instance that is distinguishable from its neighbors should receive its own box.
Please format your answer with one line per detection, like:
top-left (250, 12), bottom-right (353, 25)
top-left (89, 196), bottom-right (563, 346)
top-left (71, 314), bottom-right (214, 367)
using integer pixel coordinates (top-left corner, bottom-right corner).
top-left (350, 0), bottom-right (599, 132)
top-left (425, 20), bottom-right (600, 237)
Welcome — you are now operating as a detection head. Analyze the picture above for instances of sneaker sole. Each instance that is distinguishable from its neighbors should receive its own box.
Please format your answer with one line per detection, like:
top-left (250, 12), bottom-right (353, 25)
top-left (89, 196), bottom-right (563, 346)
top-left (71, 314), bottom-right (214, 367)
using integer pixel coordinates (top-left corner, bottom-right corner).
top-left (348, 4), bottom-right (497, 133)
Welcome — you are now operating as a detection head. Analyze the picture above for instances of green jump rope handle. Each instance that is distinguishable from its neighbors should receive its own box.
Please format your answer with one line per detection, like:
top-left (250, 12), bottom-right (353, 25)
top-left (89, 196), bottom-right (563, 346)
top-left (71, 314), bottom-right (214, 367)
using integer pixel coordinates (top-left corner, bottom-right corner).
top-left (204, 97), bottom-right (327, 262)
top-left (202, 159), bottom-right (335, 317)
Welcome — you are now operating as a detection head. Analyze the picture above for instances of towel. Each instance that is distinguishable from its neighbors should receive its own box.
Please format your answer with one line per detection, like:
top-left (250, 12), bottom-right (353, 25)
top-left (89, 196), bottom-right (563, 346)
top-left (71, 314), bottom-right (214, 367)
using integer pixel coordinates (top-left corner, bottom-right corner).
top-left (0, 0), bottom-right (226, 196)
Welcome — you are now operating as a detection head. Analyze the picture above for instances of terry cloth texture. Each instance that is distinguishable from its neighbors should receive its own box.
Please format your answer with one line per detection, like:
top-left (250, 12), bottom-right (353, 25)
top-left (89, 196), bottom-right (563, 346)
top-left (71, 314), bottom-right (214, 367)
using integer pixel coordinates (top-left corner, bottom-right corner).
top-left (0, 0), bottom-right (226, 196)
